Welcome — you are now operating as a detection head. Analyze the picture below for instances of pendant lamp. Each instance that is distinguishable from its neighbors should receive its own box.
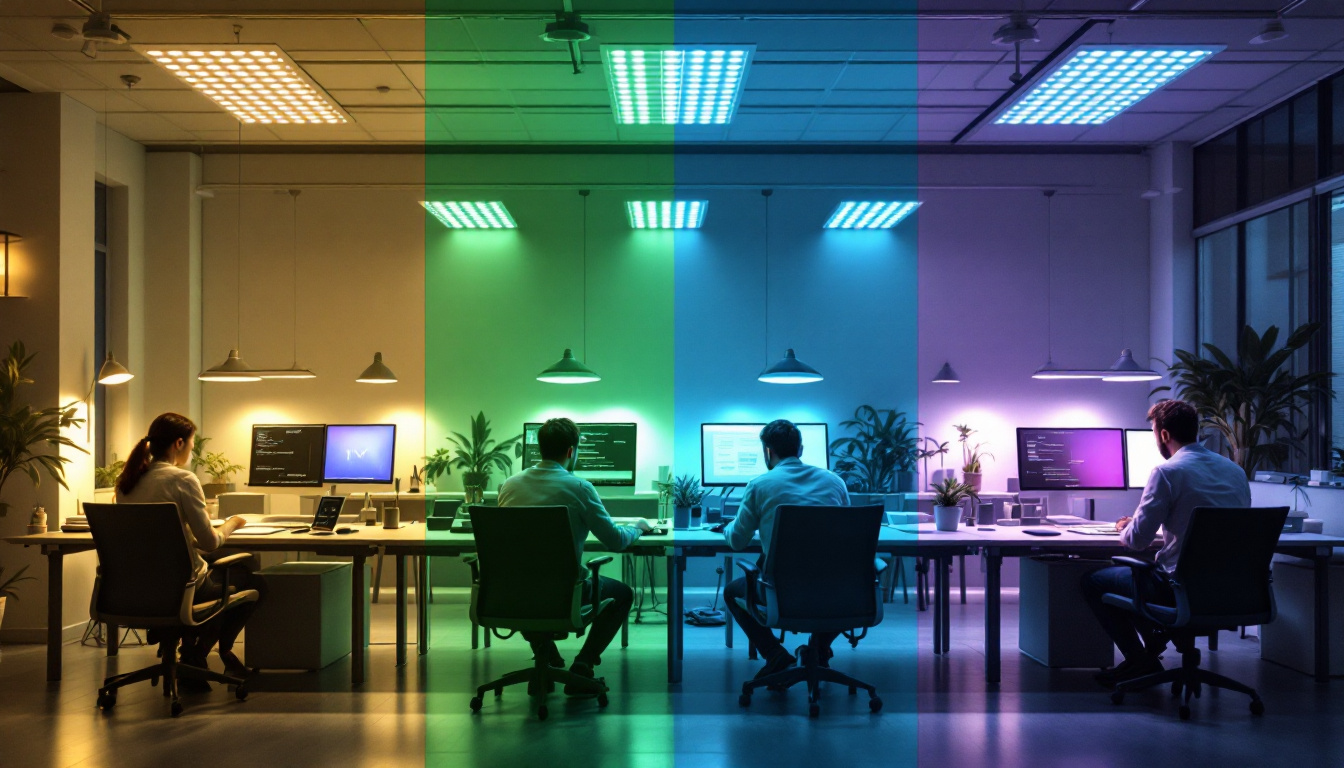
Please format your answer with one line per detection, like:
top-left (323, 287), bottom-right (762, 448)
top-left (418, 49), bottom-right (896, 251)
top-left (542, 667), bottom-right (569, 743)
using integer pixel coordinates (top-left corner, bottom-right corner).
top-left (931, 362), bottom-right (960, 384)
top-left (97, 352), bottom-right (134, 385)
top-left (258, 189), bottom-right (316, 379)
top-left (200, 122), bottom-right (259, 382)
top-left (1031, 190), bottom-right (1103, 380)
top-left (1102, 348), bottom-right (1162, 382)
top-left (538, 190), bottom-right (601, 384)
top-left (356, 352), bottom-right (398, 384)
top-left (757, 189), bottom-right (822, 384)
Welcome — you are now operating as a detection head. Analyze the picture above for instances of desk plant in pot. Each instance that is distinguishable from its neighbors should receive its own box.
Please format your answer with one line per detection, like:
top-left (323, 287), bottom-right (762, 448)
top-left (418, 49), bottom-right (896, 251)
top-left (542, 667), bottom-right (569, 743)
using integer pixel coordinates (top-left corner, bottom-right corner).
top-left (829, 406), bottom-right (920, 503)
top-left (930, 477), bottom-right (977, 532)
top-left (0, 563), bottom-right (36, 634)
top-left (1155, 322), bottom-right (1334, 478)
top-left (198, 452), bottom-right (243, 500)
top-left (0, 341), bottom-right (85, 519)
top-left (444, 411), bottom-right (522, 504)
top-left (671, 474), bottom-right (708, 530)
top-left (954, 423), bottom-right (993, 493)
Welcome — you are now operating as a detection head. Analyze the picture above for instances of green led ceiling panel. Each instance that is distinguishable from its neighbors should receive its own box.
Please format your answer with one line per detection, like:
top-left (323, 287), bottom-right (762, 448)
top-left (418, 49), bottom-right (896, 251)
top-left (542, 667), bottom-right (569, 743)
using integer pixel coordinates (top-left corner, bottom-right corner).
top-left (626, 200), bottom-right (708, 229)
top-left (600, 46), bottom-right (754, 125)
top-left (421, 201), bottom-right (517, 229)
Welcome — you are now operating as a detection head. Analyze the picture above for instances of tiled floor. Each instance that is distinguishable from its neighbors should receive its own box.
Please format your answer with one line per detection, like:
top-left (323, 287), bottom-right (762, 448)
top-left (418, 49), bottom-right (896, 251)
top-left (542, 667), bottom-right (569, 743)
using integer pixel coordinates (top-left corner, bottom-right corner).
top-left (1, 588), bottom-right (1339, 768)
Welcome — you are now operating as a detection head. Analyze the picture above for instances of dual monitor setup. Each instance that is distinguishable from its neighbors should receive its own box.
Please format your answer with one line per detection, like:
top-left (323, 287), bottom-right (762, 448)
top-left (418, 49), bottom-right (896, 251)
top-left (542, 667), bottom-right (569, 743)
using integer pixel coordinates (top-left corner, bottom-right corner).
top-left (1016, 428), bottom-right (1163, 491)
top-left (249, 424), bottom-right (397, 487)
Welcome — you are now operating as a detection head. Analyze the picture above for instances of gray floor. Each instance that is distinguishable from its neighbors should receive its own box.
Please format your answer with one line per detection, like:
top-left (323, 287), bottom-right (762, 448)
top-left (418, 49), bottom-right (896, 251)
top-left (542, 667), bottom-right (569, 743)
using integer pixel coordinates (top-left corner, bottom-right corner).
top-left (1, 587), bottom-right (1339, 768)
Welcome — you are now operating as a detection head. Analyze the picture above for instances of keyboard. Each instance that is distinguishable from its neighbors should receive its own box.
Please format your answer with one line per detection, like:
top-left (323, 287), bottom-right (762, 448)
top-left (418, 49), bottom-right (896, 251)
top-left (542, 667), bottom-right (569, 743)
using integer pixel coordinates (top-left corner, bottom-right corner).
top-left (1071, 526), bottom-right (1119, 536)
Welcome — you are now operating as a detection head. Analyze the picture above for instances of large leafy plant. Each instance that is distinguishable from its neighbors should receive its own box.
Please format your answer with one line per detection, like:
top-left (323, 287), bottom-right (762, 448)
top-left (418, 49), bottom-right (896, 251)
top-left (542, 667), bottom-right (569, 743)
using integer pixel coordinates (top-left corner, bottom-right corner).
top-left (954, 423), bottom-right (994, 474)
top-left (1155, 323), bottom-right (1333, 478)
top-left (828, 406), bottom-right (920, 493)
top-left (94, 459), bottom-right (125, 489)
top-left (671, 474), bottom-right (708, 508)
top-left (0, 563), bottom-right (35, 601)
top-left (0, 342), bottom-right (86, 504)
top-left (198, 452), bottom-right (243, 484)
top-left (443, 411), bottom-right (522, 490)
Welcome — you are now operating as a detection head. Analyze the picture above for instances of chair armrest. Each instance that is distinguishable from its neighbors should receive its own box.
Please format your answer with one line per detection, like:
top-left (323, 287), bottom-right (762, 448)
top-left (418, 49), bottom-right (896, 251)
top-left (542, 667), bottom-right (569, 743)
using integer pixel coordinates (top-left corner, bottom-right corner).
top-left (462, 555), bottom-right (479, 584)
top-left (198, 553), bottom-right (253, 623)
top-left (585, 555), bottom-right (613, 604)
top-left (735, 559), bottom-right (764, 612)
top-left (1111, 556), bottom-right (1170, 618)
top-left (1112, 556), bottom-right (1156, 571)
top-left (206, 553), bottom-right (253, 571)
top-left (874, 557), bottom-right (888, 575)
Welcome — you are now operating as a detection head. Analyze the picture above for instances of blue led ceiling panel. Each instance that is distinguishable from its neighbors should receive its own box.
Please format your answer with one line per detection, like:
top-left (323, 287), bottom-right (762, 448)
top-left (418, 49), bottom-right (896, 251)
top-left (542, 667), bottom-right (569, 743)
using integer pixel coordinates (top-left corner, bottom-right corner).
top-left (823, 201), bottom-right (921, 230)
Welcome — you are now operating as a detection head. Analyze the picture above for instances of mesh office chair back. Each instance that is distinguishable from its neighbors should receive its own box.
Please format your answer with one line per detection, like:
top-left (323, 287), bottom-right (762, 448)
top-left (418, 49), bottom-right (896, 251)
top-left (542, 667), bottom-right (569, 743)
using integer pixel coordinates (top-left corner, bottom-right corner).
top-left (1170, 506), bottom-right (1287, 628)
top-left (468, 505), bottom-right (584, 630)
top-left (85, 502), bottom-right (196, 624)
top-left (765, 504), bottom-right (884, 632)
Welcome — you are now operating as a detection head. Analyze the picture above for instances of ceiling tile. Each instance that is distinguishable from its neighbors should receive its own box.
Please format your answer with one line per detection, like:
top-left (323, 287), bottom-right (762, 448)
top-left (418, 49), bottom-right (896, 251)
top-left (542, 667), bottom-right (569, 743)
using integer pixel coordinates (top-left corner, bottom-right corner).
top-left (328, 88), bottom-right (425, 107)
top-left (807, 112), bottom-right (903, 132)
top-left (302, 63), bottom-right (414, 91)
top-left (347, 111), bottom-right (428, 132)
top-left (830, 63), bottom-right (921, 90)
top-left (437, 110), bottom-right (527, 134)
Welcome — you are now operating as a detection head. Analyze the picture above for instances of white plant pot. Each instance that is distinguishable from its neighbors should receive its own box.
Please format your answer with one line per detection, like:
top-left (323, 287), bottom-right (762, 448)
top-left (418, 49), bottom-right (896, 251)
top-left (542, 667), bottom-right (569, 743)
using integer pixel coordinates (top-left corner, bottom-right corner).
top-left (934, 505), bottom-right (961, 532)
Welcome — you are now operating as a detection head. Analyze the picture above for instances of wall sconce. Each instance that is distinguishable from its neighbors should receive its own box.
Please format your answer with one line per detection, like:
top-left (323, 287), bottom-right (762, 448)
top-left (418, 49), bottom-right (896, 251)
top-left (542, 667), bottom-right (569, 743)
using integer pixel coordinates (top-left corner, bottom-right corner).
top-left (0, 231), bottom-right (23, 298)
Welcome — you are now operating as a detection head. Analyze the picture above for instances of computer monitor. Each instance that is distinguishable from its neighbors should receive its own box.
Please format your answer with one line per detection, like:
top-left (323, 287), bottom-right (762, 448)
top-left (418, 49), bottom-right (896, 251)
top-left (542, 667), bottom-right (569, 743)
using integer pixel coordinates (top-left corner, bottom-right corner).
top-left (322, 424), bottom-right (397, 484)
top-left (520, 422), bottom-right (637, 487)
top-left (248, 424), bottom-right (325, 487)
top-left (1016, 427), bottom-right (1126, 491)
top-left (1125, 428), bottom-right (1166, 489)
top-left (700, 422), bottom-right (830, 487)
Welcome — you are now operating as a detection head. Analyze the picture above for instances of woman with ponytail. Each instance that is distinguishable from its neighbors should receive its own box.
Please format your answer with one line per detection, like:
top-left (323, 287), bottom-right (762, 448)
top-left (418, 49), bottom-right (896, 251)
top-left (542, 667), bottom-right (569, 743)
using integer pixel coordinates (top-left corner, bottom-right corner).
top-left (116, 413), bottom-right (266, 682)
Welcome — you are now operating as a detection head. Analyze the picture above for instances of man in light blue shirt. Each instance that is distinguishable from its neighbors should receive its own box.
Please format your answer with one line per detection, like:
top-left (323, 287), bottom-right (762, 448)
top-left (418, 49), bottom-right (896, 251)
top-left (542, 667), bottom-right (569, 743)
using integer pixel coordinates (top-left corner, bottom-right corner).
top-left (721, 420), bottom-right (850, 681)
top-left (497, 418), bottom-right (651, 695)
top-left (1083, 400), bottom-right (1250, 686)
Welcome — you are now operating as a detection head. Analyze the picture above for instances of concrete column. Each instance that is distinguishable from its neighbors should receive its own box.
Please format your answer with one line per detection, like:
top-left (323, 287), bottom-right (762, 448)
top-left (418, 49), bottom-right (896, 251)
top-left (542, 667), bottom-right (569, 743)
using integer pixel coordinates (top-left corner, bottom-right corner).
top-left (142, 152), bottom-right (203, 424)
top-left (1148, 142), bottom-right (1196, 377)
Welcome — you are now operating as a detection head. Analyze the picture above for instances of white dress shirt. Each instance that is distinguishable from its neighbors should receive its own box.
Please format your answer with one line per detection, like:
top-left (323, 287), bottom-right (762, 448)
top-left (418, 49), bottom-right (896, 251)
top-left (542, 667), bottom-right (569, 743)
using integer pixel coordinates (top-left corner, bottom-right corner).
top-left (116, 461), bottom-right (222, 585)
top-left (497, 460), bottom-right (641, 561)
top-left (723, 456), bottom-right (851, 560)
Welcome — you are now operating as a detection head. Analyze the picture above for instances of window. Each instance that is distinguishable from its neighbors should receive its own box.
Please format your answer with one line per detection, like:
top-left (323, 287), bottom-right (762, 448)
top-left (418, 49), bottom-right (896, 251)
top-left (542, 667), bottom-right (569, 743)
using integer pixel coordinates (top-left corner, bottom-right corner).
top-left (1331, 193), bottom-right (1344, 453)
top-left (1194, 130), bottom-right (1238, 226)
top-left (1197, 226), bottom-right (1238, 355)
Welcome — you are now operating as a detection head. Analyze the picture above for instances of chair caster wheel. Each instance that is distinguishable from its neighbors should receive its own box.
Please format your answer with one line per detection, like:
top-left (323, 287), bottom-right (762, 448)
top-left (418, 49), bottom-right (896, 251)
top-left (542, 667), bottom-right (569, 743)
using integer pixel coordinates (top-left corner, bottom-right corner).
top-left (150, 677), bottom-right (159, 688)
top-left (1110, 692), bottom-right (1125, 705)
top-left (848, 685), bottom-right (857, 695)
top-left (469, 696), bottom-right (483, 713)
top-left (235, 686), bottom-right (248, 702)
top-left (170, 702), bottom-right (184, 718)
top-left (537, 705), bottom-right (549, 721)
top-left (597, 693), bottom-right (609, 708)
top-left (494, 687), bottom-right (503, 698)
top-left (808, 702), bottom-right (820, 718)
top-left (869, 697), bottom-right (883, 713)
top-left (738, 693), bottom-right (751, 708)
top-left (1250, 699), bottom-right (1265, 716)
top-left (97, 692), bottom-right (116, 711)
top-left (1178, 705), bottom-right (1191, 721)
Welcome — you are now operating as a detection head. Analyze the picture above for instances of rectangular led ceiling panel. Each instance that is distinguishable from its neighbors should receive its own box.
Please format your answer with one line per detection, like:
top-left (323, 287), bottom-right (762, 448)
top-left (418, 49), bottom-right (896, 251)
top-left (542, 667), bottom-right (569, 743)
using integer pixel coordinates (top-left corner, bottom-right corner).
top-left (601, 46), bottom-right (754, 125)
top-left (823, 201), bottom-right (921, 230)
top-left (995, 46), bottom-right (1222, 126)
top-left (626, 201), bottom-right (707, 229)
top-left (133, 45), bottom-right (350, 125)
top-left (421, 202), bottom-right (517, 229)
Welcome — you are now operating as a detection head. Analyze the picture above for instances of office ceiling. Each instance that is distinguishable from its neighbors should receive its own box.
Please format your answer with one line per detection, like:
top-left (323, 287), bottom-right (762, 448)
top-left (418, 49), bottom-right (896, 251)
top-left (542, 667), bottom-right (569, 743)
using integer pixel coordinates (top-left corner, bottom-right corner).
top-left (0, 1), bottom-right (1341, 148)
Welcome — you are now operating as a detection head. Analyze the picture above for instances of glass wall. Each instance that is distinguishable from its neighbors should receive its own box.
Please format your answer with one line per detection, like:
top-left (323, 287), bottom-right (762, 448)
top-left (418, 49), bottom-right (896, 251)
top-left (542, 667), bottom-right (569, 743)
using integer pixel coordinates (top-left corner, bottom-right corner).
top-left (1332, 193), bottom-right (1344, 451)
top-left (1197, 225), bottom-right (1238, 355)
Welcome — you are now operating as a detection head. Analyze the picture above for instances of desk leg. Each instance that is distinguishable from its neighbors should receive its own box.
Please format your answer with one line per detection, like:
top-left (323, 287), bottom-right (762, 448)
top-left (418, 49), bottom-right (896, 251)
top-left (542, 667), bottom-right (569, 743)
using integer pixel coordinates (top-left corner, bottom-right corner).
top-left (985, 550), bottom-right (1002, 685)
top-left (932, 555), bottom-right (943, 655)
top-left (667, 551), bottom-right (683, 684)
top-left (1316, 555), bottom-right (1331, 683)
top-left (620, 556), bottom-right (630, 648)
top-left (418, 554), bottom-right (429, 656)
top-left (724, 555), bottom-right (734, 649)
top-left (395, 554), bottom-right (407, 667)
top-left (959, 555), bottom-right (967, 605)
top-left (351, 551), bottom-right (367, 687)
top-left (46, 549), bottom-right (63, 682)
top-left (941, 557), bottom-right (951, 654)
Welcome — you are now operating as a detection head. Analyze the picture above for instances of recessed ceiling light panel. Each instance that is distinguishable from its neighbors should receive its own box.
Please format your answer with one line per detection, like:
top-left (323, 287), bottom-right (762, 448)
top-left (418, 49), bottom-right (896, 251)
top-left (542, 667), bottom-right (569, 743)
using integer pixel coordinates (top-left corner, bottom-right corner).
top-left (823, 201), bottom-right (921, 230)
top-left (601, 45), bottom-right (754, 125)
top-left (133, 44), bottom-right (349, 125)
top-left (421, 201), bottom-right (517, 229)
top-left (995, 46), bottom-right (1221, 126)
top-left (626, 200), bottom-right (707, 229)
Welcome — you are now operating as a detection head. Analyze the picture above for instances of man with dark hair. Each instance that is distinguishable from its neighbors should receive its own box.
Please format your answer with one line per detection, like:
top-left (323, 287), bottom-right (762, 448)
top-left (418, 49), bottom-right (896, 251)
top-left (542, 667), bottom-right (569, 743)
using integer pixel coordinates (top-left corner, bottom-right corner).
top-left (1082, 399), bottom-right (1250, 685)
top-left (721, 419), bottom-right (850, 681)
top-left (497, 417), bottom-right (651, 694)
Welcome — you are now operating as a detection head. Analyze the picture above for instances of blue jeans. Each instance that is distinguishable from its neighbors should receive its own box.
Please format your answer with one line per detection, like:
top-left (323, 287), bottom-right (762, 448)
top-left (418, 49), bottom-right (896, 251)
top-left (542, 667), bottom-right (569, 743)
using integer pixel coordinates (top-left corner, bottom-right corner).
top-left (1081, 565), bottom-right (1174, 663)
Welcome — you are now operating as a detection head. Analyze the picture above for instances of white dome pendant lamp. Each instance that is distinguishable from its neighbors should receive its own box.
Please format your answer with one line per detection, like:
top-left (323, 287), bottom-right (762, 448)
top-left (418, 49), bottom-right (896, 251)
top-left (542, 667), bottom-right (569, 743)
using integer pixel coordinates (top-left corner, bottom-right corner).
top-left (757, 190), bottom-right (822, 384)
top-left (200, 122), bottom-right (260, 382)
top-left (538, 189), bottom-right (602, 384)
top-left (1032, 190), bottom-right (1103, 380)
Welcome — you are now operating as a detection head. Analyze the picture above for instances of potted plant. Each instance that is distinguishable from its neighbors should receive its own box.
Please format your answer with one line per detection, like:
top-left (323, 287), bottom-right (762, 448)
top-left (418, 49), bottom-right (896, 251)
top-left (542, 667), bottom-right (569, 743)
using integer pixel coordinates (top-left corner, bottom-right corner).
top-left (671, 474), bottom-right (708, 530)
top-left (930, 477), bottom-right (977, 532)
top-left (94, 458), bottom-right (124, 501)
top-left (916, 437), bottom-right (950, 492)
top-left (0, 563), bottom-right (36, 632)
top-left (828, 406), bottom-right (921, 503)
top-left (421, 447), bottom-right (453, 493)
top-left (954, 424), bottom-right (994, 493)
top-left (1156, 323), bottom-right (1334, 478)
top-left (443, 412), bottom-right (522, 504)
top-left (0, 342), bottom-right (86, 518)
top-left (197, 451), bottom-right (243, 499)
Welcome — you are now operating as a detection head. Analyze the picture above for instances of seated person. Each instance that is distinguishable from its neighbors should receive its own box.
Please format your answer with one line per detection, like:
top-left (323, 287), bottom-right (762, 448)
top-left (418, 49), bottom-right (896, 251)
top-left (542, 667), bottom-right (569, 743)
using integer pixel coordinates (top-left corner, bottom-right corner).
top-left (1082, 399), bottom-right (1250, 685)
top-left (722, 419), bottom-right (850, 680)
top-left (496, 417), bottom-right (651, 694)
top-left (115, 413), bottom-right (267, 686)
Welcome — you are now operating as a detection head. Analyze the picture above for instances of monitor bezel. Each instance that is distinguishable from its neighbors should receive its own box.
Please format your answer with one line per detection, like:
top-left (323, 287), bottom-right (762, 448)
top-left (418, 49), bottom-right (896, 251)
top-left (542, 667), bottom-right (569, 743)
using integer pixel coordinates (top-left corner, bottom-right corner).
top-left (521, 421), bottom-right (638, 487)
top-left (1015, 426), bottom-right (1128, 492)
top-left (1123, 427), bottom-right (1163, 489)
top-left (700, 422), bottom-right (830, 487)
top-left (321, 423), bottom-right (398, 484)
top-left (248, 424), bottom-right (327, 488)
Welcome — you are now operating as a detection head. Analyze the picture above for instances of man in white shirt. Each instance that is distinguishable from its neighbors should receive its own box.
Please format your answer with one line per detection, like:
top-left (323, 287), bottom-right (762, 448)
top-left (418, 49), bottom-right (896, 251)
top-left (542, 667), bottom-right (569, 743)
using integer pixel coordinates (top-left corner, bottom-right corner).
top-left (721, 420), bottom-right (850, 682)
top-left (496, 418), bottom-right (651, 695)
top-left (1083, 400), bottom-right (1251, 685)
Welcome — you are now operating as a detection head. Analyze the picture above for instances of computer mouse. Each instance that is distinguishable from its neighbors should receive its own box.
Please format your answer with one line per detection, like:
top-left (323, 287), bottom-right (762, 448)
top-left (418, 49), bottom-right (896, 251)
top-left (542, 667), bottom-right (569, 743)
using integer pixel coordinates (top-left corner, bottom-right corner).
top-left (335, 527), bottom-right (357, 534)
top-left (1023, 529), bottom-right (1062, 536)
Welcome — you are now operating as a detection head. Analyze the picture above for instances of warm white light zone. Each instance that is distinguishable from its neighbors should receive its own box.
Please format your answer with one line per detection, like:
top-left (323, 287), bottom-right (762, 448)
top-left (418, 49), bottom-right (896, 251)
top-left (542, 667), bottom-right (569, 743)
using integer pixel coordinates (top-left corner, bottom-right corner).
top-left (626, 201), bottom-right (707, 229)
top-left (134, 45), bottom-right (349, 125)
top-left (823, 201), bottom-right (921, 229)
top-left (601, 46), bottom-right (754, 125)
top-left (421, 202), bottom-right (517, 229)
top-left (995, 46), bottom-right (1221, 126)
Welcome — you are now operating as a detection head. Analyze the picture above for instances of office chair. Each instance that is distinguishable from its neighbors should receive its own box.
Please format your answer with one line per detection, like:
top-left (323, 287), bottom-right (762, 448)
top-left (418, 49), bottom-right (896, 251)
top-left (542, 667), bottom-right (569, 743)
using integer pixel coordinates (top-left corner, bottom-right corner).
top-left (1104, 506), bottom-right (1288, 720)
top-left (84, 503), bottom-right (259, 718)
top-left (465, 505), bottom-right (613, 721)
top-left (735, 504), bottom-right (885, 717)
